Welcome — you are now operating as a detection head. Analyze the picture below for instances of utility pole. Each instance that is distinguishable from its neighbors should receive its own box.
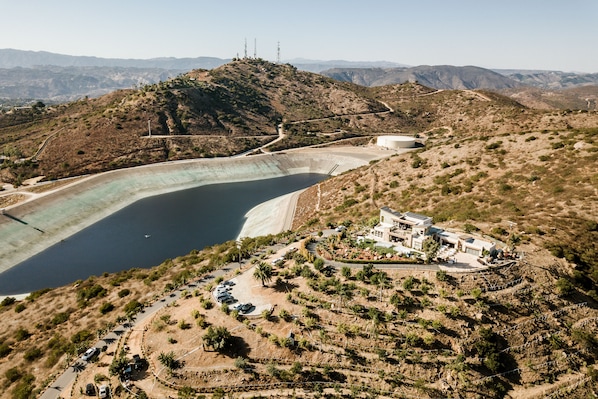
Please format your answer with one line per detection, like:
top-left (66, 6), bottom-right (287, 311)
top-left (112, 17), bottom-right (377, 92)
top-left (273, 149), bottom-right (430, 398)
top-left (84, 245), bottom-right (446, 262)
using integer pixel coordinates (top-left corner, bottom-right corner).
top-left (254, 38), bottom-right (257, 58)
top-left (244, 38), bottom-right (247, 59)
top-left (148, 119), bottom-right (151, 137)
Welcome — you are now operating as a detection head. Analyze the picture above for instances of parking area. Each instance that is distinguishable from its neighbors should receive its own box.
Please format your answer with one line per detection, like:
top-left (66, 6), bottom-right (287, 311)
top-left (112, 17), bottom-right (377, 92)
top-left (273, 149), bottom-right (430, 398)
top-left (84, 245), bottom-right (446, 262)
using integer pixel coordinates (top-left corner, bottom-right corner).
top-left (214, 270), bottom-right (272, 316)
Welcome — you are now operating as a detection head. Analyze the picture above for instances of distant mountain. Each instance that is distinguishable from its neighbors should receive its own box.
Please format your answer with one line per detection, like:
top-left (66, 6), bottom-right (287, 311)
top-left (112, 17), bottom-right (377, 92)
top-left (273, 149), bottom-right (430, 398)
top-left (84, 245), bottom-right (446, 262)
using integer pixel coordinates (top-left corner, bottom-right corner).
top-left (286, 58), bottom-right (408, 73)
top-left (0, 65), bottom-right (180, 102)
top-left (498, 70), bottom-right (598, 89)
top-left (0, 49), bottom-right (229, 70)
top-left (322, 65), bottom-right (521, 90)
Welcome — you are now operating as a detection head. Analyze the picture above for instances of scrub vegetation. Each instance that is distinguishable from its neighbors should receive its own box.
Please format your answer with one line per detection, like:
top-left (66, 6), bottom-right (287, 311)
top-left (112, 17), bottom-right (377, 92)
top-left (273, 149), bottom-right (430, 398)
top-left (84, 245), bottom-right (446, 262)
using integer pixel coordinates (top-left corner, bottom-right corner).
top-left (0, 59), bottom-right (596, 398)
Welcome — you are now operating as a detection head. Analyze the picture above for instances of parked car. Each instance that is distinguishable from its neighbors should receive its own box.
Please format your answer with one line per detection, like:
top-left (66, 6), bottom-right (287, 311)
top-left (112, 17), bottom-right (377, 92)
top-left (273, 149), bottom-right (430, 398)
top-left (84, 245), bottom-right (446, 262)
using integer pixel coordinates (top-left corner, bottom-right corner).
top-left (222, 280), bottom-right (235, 286)
top-left (132, 354), bottom-right (144, 370)
top-left (231, 303), bottom-right (243, 311)
top-left (220, 296), bottom-right (235, 305)
top-left (85, 383), bottom-right (95, 396)
top-left (81, 347), bottom-right (97, 361)
top-left (240, 303), bottom-right (253, 313)
top-left (98, 385), bottom-right (108, 398)
top-left (216, 292), bottom-right (231, 301)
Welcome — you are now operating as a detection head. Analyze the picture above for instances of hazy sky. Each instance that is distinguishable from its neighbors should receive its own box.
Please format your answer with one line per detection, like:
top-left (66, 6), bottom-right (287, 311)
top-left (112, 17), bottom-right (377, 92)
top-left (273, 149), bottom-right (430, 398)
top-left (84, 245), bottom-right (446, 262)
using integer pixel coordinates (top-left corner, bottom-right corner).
top-left (1, 0), bottom-right (596, 72)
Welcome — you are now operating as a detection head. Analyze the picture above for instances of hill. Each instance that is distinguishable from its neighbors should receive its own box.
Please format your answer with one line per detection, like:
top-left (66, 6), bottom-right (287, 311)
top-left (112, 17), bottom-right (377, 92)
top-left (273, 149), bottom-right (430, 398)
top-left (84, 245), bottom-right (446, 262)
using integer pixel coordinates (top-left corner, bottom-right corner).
top-left (0, 59), bottom-right (391, 182)
top-left (0, 60), bottom-right (597, 399)
top-left (2, 62), bottom-right (598, 185)
top-left (322, 65), bottom-right (521, 90)
top-left (503, 70), bottom-right (598, 89)
top-left (500, 85), bottom-right (598, 110)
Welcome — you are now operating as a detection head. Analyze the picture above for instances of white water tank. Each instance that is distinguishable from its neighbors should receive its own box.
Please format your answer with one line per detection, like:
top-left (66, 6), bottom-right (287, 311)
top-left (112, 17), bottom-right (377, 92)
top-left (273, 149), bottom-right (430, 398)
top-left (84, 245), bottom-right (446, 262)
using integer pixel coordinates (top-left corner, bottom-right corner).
top-left (376, 135), bottom-right (416, 149)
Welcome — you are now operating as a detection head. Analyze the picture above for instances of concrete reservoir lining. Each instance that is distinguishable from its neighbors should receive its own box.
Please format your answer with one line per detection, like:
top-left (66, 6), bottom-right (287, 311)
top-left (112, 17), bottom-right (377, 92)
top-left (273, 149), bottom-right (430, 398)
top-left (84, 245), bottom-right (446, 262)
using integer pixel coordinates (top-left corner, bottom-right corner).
top-left (0, 149), bottom-right (388, 274)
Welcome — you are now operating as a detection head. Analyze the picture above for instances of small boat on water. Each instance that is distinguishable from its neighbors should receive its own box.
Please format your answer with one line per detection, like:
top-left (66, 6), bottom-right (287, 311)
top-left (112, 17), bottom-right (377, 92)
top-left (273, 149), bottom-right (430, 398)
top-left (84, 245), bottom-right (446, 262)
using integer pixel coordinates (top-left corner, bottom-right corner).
top-left (144, 234), bottom-right (151, 238)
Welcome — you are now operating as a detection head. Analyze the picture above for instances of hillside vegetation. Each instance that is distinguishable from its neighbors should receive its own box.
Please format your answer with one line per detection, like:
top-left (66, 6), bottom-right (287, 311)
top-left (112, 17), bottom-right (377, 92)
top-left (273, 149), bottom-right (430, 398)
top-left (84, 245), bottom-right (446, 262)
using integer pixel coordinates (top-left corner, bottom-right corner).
top-left (0, 59), bottom-right (597, 399)
top-left (0, 59), bottom-right (389, 182)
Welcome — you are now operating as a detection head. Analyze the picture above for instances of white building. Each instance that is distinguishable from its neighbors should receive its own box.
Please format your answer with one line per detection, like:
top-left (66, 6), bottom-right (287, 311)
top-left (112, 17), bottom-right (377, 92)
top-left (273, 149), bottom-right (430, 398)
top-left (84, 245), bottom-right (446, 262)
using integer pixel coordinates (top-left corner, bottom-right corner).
top-left (369, 207), bottom-right (495, 257)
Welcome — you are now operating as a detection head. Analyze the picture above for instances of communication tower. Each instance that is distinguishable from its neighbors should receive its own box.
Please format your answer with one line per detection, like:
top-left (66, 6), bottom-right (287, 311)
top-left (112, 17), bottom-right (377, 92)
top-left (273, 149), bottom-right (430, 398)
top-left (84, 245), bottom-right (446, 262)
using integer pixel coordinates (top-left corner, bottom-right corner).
top-left (244, 38), bottom-right (247, 59)
top-left (277, 41), bottom-right (280, 63)
top-left (254, 38), bottom-right (257, 58)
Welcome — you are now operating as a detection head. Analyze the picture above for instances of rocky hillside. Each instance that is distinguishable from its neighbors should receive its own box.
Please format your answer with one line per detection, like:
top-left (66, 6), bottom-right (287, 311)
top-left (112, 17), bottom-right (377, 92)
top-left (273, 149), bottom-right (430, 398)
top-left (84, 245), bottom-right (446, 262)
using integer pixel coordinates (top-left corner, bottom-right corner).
top-left (500, 85), bottom-right (598, 111)
top-left (0, 59), bottom-right (389, 181)
top-left (322, 65), bottom-right (521, 89)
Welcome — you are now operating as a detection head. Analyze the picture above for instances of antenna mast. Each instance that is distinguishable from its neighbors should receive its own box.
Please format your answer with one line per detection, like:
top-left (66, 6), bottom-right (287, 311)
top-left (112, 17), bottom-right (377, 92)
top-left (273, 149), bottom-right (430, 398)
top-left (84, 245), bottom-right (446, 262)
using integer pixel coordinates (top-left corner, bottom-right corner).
top-left (244, 38), bottom-right (247, 59)
top-left (253, 38), bottom-right (257, 58)
top-left (277, 41), bottom-right (280, 63)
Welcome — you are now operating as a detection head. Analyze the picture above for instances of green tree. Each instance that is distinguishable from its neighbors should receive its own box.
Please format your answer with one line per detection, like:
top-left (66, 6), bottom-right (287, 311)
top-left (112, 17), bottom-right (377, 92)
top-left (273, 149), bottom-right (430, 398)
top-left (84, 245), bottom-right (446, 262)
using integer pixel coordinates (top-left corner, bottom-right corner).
top-left (341, 266), bottom-right (352, 279)
top-left (123, 299), bottom-right (143, 316)
top-left (556, 278), bottom-right (574, 297)
top-left (253, 262), bottom-right (273, 286)
top-left (422, 238), bottom-right (440, 264)
top-left (178, 386), bottom-right (196, 399)
top-left (157, 351), bottom-right (179, 371)
top-left (202, 326), bottom-right (232, 352)
top-left (336, 283), bottom-right (354, 308)
top-left (371, 272), bottom-right (392, 301)
top-left (109, 356), bottom-right (129, 376)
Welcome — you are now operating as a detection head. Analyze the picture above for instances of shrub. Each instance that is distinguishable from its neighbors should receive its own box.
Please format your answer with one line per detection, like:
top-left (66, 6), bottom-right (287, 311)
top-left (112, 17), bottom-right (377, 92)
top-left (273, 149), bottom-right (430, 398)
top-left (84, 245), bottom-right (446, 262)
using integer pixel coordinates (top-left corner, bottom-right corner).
top-left (0, 342), bottom-right (12, 358)
top-left (5, 367), bottom-right (22, 383)
top-left (1, 297), bottom-right (16, 307)
top-left (51, 312), bottom-right (69, 325)
top-left (313, 257), bottom-right (325, 271)
top-left (402, 276), bottom-right (415, 290)
top-left (71, 329), bottom-right (93, 344)
top-left (99, 302), bottom-right (115, 314)
top-left (178, 319), bottom-right (191, 330)
top-left (10, 373), bottom-right (35, 399)
top-left (436, 270), bottom-right (447, 282)
top-left (14, 303), bottom-right (26, 313)
top-left (15, 328), bottom-right (30, 342)
top-left (485, 141), bottom-right (502, 150)
top-left (117, 289), bottom-right (130, 298)
top-left (124, 300), bottom-right (143, 315)
top-left (556, 278), bottom-right (574, 297)
top-left (23, 347), bottom-right (43, 361)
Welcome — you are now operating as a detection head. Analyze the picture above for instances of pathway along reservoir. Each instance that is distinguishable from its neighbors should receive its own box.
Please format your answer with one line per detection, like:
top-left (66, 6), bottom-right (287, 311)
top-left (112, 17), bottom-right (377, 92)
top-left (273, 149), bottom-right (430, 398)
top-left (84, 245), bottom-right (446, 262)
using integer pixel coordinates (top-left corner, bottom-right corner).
top-left (0, 174), bottom-right (325, 295)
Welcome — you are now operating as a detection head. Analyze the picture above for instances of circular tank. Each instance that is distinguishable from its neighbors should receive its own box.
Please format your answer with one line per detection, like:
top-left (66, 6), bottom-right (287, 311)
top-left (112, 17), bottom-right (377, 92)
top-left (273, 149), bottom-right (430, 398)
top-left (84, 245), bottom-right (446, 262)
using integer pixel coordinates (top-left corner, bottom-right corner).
top-left (376, 135), bottom-right (416, 149)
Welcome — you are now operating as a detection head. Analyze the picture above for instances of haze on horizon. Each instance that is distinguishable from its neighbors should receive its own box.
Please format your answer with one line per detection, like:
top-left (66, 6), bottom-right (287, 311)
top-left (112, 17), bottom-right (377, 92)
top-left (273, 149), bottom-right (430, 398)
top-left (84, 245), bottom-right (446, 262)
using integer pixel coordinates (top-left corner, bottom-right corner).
top-left (0, 0), bottom-right (596, 73)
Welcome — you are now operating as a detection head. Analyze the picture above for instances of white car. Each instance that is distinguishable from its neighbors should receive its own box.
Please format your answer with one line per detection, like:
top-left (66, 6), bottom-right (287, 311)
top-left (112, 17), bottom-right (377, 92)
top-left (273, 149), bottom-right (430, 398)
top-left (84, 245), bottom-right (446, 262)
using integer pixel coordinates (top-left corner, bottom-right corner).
top-left (98, 385), bottom-right (108, 398)
top-left (81, 347), bottom-right (97, 361)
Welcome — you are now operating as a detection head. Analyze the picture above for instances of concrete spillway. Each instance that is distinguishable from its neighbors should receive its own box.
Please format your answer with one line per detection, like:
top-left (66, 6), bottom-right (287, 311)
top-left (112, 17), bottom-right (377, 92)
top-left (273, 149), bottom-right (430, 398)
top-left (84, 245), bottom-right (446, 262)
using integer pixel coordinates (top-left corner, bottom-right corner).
top-left (0, 148), bottom-right (392, 274)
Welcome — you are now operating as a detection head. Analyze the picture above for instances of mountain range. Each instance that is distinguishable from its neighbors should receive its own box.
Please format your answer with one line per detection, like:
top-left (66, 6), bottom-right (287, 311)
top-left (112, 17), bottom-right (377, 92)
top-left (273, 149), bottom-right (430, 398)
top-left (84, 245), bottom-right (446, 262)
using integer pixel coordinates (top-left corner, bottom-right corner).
top-left (1, 49), bottom-right (598, 105)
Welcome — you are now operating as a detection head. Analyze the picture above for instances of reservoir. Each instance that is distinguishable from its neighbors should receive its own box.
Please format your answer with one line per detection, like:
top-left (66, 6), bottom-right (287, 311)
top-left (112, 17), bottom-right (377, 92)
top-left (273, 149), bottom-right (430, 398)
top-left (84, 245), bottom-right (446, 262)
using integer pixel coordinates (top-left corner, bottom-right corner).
top-left (0, 173), bottom-right (325, 295)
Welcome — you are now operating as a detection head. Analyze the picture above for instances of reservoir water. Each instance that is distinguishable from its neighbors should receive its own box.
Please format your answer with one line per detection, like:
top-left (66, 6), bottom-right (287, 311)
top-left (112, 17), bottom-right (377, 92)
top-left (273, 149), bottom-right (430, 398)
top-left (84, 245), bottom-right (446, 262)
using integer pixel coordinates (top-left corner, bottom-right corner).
top-left (0, 173), bottom-right (325, 295)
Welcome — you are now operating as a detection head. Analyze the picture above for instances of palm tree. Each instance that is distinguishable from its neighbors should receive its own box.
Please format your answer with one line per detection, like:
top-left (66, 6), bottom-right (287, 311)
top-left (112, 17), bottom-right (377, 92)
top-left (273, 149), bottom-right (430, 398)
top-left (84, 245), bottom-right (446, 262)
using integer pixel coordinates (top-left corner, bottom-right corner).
top-left (253, 262), bottom-right (273, 287)
top-left (336, 283), bottom-right (353, 309)
top-left (372, 272), bottom-right (392, 301)
top-left (368, 307), bottom-right (384, 340)
top-left (337, 322), bottom-right (355, 348)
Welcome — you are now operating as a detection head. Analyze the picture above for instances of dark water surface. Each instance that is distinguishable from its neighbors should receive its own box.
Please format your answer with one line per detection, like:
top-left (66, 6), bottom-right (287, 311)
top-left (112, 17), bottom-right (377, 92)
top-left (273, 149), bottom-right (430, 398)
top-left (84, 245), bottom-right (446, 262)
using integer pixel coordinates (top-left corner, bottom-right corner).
top-left (0, 173), bottom-right (325, 295)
